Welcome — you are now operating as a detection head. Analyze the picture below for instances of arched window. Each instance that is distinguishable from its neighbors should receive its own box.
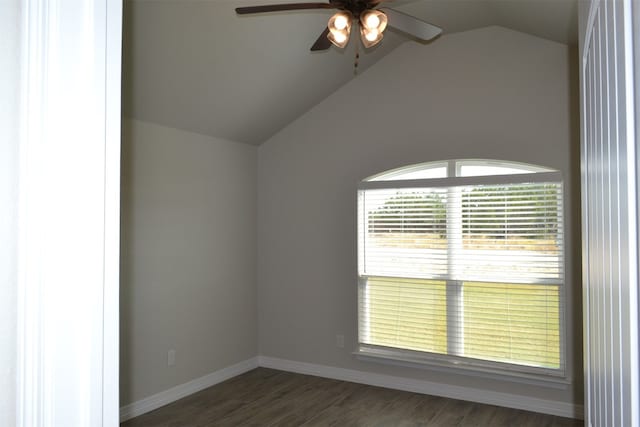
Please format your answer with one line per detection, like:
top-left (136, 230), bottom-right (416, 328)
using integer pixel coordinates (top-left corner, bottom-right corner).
top-left (357, 159), bottom-right (564, 379)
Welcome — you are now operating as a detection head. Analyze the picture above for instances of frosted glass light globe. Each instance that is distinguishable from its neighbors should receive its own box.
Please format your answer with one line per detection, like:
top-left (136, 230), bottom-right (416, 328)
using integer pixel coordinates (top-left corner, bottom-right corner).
top-left (365, 29), bottom-right (379, 41)
top-left (334, 15), bottom-right (348, 30)
top-left (365, 14), bottom-right (380, 29)
top-left (334, 31), bottom-right (347, 43)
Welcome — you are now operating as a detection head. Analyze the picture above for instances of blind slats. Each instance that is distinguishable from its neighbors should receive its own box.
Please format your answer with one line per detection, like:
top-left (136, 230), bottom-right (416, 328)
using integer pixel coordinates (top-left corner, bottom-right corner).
top-left (360, 182), bottom-right (563, 284)
top-left (358, 178), bottom-right (564, 373)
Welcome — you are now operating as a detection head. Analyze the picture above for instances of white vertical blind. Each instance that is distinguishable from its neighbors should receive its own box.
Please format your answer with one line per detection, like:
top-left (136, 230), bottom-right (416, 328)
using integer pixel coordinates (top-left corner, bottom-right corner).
top-left (581, 0), bottom-right (639, 425)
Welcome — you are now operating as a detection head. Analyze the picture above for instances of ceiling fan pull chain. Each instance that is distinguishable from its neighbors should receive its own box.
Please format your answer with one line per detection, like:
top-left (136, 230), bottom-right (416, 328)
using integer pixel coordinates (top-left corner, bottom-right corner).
top-left (353, 42), bottom-right (360, 74)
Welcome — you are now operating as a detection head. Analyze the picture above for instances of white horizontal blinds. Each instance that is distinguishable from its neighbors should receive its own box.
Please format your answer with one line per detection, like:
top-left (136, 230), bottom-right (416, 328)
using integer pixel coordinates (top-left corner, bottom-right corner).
top-left (457, 181), bottom-right (563, 369)
top-left (360, 188), bottom-right (448, 279)
top-left (458, 182), bottom-right (564, 284)
top-left (359, 279), bottom-right (562, 370)
top-left (358, 172), bottom-right (564, 372)
top-left (359, 181), bottom-right (563, 284)
top-left (358, 277), bottom-right (447, 354)
top-left (462, 281), bottom-right (561, 369)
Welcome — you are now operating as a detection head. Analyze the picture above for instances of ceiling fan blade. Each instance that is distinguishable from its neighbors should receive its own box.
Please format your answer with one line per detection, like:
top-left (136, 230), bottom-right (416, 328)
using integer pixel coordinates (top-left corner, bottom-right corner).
top-left (380, 7), bottom-right (442, 42)
top-left (310, 27), bottom-right (332, 51)
top-left (236, 3), bottom-right (336, 14)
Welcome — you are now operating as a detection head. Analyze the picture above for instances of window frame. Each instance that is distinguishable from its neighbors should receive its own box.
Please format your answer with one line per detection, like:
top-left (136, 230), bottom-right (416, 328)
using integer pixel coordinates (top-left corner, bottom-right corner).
top-left (356, 159), bottom-right (568, 385)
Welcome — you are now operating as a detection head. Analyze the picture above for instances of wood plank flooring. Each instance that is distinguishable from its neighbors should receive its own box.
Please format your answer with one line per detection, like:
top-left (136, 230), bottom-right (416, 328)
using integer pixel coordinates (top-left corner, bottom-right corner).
top-left (121, 368), bottom-right (583, 426)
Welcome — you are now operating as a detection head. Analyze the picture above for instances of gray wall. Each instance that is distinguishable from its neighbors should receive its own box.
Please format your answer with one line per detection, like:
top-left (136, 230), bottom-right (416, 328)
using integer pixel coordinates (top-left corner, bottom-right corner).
top-left (257, 26), bottom-right (582, 405)
top-left (120, 119), bottom-right (257, 405)
top-left (0, 1), bottom-right (19, 424)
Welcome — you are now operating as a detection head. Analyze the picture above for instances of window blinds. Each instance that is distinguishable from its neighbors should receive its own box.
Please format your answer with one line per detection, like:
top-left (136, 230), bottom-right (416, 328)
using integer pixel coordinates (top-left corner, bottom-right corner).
top-left (359, 182), bottom-right (563, 284)
top-left (357, 175), bottom-right (564, 373)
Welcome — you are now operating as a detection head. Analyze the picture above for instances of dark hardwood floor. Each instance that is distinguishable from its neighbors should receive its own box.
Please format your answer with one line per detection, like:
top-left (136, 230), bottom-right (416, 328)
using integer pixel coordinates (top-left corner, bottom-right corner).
top-left (121, 368), bottom-right (583, 427)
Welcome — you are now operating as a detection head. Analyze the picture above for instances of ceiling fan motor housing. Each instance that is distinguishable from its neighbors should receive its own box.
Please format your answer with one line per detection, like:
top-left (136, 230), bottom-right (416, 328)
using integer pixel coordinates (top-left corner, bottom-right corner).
top-left (330, 0), bottom-right (382, 17)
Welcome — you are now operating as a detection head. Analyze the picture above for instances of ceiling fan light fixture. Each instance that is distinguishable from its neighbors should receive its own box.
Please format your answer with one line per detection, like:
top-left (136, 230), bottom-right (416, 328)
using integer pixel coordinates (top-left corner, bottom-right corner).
top-left (328, 30), bottom-right (349, 48)
top-left (360, 26), bottom-right (383, 48)
top-left (333, 14), bottom-right (349, 30)
top-left (360, 10), bottom-right (387, 32)
top-left (328, 11), bottom-right (352, 48)
top-left (236, 3), bottom-right (443, 53)
top-left (359, 10), bottom-right (387, 48)
top-left (365, 29), bottom-right (378, 41)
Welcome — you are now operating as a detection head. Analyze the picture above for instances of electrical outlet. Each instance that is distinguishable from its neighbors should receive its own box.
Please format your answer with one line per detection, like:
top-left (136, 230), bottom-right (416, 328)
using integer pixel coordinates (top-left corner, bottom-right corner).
top-left (168, 349), bottom-right (176, 367)
top-left (336, 334), bottom-right (345, 348)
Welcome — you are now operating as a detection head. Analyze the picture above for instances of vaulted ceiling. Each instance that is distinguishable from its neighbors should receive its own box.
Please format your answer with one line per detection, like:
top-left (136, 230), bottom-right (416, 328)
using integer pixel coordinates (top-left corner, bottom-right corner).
top-left (122, 0), bottom-right (578, 146)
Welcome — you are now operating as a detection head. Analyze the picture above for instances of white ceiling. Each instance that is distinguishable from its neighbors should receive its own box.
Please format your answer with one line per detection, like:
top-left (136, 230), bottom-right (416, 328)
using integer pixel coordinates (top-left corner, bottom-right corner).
top-left (122, 0), bottom-right (579, 146)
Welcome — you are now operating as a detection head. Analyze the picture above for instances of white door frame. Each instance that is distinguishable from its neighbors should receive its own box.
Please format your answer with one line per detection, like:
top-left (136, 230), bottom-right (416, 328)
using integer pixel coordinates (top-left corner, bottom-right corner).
top-left (17, 0), bottom-right (122, 425)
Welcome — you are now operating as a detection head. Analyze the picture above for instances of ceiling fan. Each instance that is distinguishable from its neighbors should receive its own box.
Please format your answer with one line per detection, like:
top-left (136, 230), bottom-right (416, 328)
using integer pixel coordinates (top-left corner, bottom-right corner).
top-left (235, 0), bottom-right (443, 52)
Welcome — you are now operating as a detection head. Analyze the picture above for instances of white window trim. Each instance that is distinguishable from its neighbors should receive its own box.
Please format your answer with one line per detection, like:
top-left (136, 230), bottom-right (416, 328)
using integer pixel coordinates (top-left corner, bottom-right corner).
top-left (359, 171), bottom-right (563, 190)
top-left (353, 347), bottom-right (572, 389)
top-left (367, 161), bottom-right (449, 181)
top-left (356, 160), bottom-right (567, 386)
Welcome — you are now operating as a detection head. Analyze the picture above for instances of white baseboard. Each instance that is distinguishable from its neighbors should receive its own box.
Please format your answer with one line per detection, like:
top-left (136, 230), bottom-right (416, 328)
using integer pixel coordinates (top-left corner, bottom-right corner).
top-left (119, 357), bottom-right (259, 422)
top-left (258, 356), bottom-right (584, 420)
top-left (119, 355), bottom-right (583, 421)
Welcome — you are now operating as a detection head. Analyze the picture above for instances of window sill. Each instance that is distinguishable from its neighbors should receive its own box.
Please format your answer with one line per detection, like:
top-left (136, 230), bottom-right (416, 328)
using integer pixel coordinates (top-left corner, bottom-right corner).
top-left (353, 348), bottom-right (571, 390)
